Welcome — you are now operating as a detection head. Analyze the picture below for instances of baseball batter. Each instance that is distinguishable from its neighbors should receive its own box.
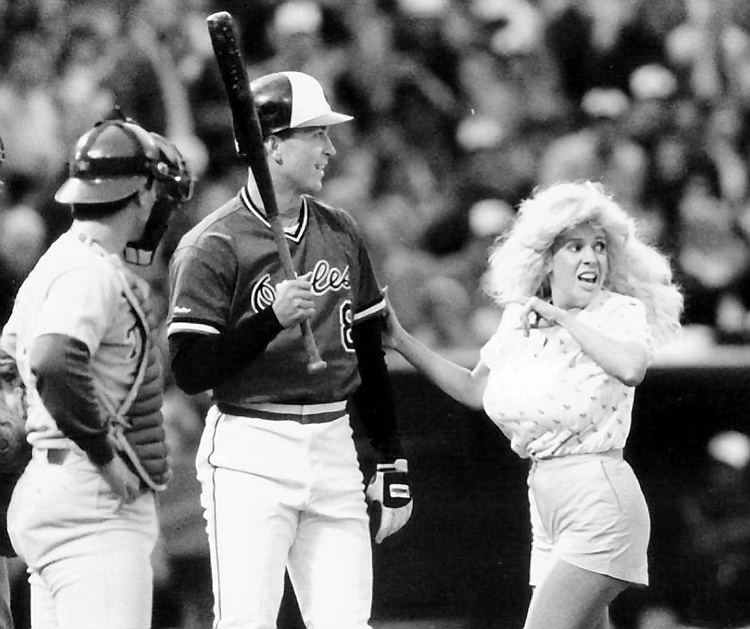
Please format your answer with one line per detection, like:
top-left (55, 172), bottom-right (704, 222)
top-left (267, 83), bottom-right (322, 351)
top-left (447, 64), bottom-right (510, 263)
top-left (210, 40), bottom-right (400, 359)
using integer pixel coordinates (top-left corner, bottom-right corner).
top-left (167, 71), bottom-right (412, 629)
top-left (0, 115), bottom-right (191, 629)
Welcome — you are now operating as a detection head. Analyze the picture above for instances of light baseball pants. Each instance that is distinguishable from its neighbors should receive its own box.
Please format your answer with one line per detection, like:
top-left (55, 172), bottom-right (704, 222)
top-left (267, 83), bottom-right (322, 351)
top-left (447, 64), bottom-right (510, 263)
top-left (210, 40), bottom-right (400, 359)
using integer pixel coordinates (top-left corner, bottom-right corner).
top-left (197, 404), bottom-right (373, 629)
top-left (7, 448), bottom-right (158, 629)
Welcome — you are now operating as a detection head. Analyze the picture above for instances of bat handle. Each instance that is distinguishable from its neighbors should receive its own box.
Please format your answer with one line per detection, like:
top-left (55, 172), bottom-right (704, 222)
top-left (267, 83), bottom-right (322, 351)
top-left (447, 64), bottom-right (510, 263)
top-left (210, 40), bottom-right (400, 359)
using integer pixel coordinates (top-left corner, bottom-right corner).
top-left (269, 218), bottom-right (327, 373)
top-left (301, 321), bottom-right (327, 373)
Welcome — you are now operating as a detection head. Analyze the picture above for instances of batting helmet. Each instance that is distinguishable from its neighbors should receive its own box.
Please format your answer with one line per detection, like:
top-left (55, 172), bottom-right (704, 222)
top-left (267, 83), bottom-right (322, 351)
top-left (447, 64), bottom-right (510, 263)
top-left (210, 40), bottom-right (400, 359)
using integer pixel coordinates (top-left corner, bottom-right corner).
top-left (251, 71), bottom-right (352, 138)
top-left (124, 132), bottom-right (193, 266)
top-left (54, 114), bottom-right (166, 205)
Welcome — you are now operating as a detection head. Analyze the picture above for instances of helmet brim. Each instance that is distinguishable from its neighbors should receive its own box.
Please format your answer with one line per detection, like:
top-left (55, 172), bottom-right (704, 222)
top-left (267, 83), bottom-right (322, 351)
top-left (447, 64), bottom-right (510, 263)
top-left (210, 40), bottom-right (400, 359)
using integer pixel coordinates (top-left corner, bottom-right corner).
top-left (54, 176), bottom-right (144, 205)
top-left (293, 111), bottom-right (353, 130)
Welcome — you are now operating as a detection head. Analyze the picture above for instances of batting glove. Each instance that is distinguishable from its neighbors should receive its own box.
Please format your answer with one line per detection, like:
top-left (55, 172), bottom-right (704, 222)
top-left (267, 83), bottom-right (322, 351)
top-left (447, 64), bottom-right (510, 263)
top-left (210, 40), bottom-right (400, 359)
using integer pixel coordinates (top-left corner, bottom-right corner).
top-left (366, 458), bottom-right (413, 544)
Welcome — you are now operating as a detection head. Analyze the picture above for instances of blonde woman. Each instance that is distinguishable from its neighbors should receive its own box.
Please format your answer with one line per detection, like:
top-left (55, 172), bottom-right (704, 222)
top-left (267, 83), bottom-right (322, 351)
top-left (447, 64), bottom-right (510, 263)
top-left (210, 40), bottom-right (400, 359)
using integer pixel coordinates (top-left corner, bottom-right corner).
top-left (383, 181), bottom-right (683, 629)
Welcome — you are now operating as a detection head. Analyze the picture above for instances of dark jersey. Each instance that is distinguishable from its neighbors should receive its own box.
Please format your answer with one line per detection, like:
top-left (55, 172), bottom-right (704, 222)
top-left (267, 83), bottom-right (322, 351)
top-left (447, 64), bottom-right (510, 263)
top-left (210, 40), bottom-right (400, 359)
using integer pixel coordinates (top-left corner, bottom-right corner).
top-left (167, 187), bottom-right (386, 407)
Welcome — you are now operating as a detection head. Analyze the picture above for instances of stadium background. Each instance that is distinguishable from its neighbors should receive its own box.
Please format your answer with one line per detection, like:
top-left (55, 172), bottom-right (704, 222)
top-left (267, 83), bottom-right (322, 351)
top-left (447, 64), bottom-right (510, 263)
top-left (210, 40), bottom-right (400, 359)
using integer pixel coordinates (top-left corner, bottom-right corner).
top-left (3, 0), bottom-right (750, 627)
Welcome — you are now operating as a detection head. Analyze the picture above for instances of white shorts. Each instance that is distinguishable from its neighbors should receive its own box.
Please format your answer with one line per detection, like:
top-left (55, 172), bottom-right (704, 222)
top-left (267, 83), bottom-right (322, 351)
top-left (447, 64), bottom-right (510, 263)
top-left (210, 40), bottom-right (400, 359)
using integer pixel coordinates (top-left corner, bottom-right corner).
top-left (527, 450), bottom-right (650, 587)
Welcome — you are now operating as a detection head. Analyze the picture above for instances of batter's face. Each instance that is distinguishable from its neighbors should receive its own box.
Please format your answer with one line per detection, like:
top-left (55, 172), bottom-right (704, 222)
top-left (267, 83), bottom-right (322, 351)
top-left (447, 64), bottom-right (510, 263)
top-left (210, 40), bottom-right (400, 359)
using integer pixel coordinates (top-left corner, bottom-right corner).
top-left (548, 223), bottom-right (608, 310)
top-left (274, 127), bottom-right (336, 195)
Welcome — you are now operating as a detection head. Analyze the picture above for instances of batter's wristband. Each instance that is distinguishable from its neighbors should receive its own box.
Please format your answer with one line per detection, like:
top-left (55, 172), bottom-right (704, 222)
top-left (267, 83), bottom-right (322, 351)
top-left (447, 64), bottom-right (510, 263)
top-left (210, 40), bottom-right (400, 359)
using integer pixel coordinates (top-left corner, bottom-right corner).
top-left (378, 460), bottom-right (411, 508)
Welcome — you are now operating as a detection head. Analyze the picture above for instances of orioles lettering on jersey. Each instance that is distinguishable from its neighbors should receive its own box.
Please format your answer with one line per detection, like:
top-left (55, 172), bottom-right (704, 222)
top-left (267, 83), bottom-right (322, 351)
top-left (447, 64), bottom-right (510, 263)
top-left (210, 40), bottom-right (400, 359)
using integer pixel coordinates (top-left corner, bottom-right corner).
top-left (310, 260), bottom-right (350, 294)
top-left (250, 275), bottom-right (277, 311)
top-left (168, 190), bottom-right (386, 404)
top-left (250, 261), bottom-right (351, 314)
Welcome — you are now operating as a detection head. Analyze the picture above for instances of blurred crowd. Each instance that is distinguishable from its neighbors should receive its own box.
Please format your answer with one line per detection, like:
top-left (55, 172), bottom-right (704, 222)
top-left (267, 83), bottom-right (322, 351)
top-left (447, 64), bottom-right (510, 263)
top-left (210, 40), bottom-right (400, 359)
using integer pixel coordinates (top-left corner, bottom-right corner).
top-left (3, 0), bottom-right (750, 627)
top-left (3, 0), bottom-right (750, 350)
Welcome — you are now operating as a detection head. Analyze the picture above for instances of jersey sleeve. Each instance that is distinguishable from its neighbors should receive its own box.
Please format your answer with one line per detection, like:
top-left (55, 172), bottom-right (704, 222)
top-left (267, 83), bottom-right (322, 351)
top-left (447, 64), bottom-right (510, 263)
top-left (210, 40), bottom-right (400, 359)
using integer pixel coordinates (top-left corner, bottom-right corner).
top-left (30, 334), bottom-right (115, 466)
top-left (168, 242), bottom-right (236, 337)
top-left (341, 212), bottom-right (404, 461)
top-left (33, 265), bottom-right (120, 355)
top-left (351, 228), bottom-right (386, 325)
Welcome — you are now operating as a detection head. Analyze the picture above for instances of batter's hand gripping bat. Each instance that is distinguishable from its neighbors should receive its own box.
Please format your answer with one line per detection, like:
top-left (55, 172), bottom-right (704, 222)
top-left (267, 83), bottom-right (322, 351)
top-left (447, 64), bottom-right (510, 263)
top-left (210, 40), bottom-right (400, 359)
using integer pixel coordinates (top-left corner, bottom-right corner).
top-left (206, 11), bottom-right (326, 373)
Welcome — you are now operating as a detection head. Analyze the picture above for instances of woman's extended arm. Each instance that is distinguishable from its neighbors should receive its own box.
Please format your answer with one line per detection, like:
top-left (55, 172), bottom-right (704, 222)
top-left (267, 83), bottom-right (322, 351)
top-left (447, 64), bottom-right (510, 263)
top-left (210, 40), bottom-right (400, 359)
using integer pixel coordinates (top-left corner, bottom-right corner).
top-left (383, 298), bottom-right (488, 409)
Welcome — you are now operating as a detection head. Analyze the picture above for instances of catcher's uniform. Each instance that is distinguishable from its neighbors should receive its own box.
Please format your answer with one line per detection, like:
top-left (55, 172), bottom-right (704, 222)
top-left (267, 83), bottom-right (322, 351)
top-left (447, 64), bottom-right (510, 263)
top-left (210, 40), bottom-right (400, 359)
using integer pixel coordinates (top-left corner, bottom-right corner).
top-left (168, 189), bottom-right (399, 628)
top-left (1, 227), bottom-right (163, 629)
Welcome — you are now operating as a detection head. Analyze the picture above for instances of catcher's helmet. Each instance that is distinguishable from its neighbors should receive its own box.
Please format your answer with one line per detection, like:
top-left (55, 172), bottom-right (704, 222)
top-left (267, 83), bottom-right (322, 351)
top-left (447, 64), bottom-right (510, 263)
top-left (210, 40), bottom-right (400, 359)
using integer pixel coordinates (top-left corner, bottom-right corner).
top-left (55, 115), bottom-right (166, 205)
top-left (124, 132), bottom-right (193, 266)
top-left (251, 71), bottom-right (352, 138)
top-left (148, 132), bottom-right (193, 204)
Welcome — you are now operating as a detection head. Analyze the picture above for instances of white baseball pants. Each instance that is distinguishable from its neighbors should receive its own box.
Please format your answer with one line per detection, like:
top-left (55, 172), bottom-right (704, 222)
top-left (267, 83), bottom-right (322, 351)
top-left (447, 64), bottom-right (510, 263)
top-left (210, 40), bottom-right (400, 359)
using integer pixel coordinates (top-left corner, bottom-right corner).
top-left (197, 404), bottom-right (373, 629)
top-left (7, 448), bottom-right (158, 629)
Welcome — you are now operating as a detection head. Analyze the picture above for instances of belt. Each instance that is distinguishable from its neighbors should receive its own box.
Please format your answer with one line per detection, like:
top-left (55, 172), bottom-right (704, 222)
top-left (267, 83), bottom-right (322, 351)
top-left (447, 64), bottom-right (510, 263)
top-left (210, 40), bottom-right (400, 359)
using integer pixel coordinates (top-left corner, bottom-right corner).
top-left (531, 448), bottom-right (624, 464)
top-left (218, 400), bottom-right (347, 424)
top-left (40, 450), bottom-right (150, 494)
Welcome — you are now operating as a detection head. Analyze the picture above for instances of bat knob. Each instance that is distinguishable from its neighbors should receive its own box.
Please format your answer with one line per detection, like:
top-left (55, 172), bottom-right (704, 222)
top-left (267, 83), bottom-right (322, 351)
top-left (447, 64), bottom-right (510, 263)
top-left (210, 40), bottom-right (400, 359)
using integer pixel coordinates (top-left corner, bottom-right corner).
top-left (307, 359), bottom-right (327, 374)
top-left (207, 11), bottom-right (231, 23)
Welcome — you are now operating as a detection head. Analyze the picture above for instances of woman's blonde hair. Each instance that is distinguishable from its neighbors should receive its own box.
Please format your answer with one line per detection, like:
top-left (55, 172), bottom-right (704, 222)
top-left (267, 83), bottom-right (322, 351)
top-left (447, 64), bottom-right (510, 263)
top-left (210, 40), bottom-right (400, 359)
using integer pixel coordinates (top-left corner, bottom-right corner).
top-left (483, 181), bottom-right (683, 344)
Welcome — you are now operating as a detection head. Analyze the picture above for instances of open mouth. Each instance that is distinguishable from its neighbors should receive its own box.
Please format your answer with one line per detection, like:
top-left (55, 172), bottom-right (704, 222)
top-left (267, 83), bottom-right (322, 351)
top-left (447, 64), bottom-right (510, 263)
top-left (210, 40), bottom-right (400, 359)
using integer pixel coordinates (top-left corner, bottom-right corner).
top-left (577, 271), bottom-right (598, 285)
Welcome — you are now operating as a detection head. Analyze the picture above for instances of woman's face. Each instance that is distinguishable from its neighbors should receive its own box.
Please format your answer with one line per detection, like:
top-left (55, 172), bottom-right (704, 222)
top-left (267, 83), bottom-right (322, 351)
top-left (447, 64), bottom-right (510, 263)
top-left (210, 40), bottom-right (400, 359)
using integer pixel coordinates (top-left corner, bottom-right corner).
top-left (548, 223), bottom-right (608, 310)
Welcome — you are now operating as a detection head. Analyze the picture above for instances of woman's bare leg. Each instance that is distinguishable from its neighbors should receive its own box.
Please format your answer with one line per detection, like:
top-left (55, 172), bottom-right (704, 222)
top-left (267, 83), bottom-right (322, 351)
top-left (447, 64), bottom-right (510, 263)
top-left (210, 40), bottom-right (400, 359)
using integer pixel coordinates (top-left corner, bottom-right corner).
top-left (524, 559), bottom-right (628, 629)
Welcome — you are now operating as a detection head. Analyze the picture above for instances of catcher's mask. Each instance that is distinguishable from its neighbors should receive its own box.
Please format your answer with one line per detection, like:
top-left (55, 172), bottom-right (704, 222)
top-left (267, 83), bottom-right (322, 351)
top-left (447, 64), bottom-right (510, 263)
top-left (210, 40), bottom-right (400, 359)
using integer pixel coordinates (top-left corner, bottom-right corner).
top-left (124, 132), bottom-right (193, 265)
top-left (56, 111), bottom-right (193, 265)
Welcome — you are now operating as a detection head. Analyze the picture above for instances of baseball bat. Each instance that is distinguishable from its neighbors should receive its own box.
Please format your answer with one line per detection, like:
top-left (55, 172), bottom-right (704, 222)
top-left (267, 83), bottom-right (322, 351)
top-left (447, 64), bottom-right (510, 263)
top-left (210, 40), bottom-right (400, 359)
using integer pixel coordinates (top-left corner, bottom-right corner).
top-left (206, 11), bottom-right (326, 374)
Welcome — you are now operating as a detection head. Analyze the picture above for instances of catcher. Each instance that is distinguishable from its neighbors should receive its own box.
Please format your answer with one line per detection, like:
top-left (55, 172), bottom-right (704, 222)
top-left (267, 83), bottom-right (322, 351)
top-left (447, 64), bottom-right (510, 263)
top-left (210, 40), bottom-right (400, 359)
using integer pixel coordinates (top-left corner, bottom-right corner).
top-left (0, 112), bottom-right (191, 629)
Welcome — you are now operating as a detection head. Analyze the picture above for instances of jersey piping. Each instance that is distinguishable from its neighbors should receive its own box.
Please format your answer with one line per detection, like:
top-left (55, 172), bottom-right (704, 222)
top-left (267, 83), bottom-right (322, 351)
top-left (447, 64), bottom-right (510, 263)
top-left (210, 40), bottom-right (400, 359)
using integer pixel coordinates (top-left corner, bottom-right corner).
top-left (239, 185), bottom-right (309, 243)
